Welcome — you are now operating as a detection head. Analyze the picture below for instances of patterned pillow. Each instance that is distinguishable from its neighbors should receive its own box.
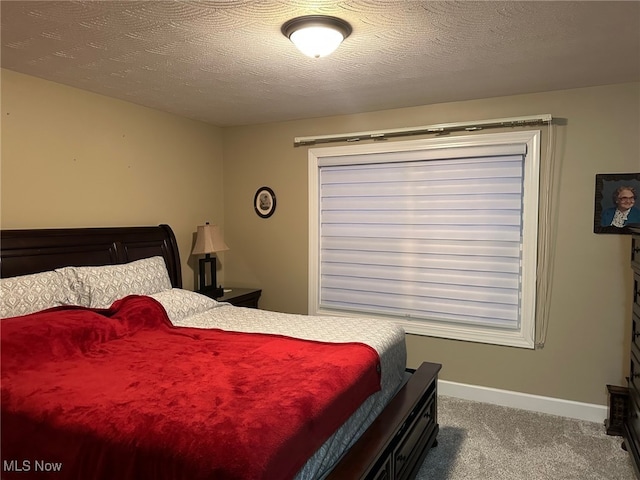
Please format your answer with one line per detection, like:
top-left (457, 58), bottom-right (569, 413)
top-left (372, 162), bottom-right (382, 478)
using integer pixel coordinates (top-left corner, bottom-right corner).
top-left (70, 256), bottom-right (173, 309)
top-left (150, 289), bottom-right (218, 324)
top-left (0, 270), bottom-right (82, 319)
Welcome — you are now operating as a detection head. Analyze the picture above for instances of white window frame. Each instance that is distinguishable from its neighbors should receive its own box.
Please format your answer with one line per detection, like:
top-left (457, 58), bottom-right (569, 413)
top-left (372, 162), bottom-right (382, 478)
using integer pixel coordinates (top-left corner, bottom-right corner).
top-left (308, 130), bottom-right (540, 348)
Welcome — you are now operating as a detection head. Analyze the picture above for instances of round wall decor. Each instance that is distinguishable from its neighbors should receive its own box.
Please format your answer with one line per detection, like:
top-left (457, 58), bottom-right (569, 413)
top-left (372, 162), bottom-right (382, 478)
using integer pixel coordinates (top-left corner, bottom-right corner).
top-left (254, 186), bottom-right (276, 218)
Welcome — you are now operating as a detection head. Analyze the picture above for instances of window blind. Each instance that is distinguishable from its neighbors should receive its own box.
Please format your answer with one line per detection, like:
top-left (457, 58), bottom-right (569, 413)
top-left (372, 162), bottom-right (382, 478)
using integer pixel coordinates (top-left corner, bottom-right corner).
top-left (318, 146), bottom-right (526, 329)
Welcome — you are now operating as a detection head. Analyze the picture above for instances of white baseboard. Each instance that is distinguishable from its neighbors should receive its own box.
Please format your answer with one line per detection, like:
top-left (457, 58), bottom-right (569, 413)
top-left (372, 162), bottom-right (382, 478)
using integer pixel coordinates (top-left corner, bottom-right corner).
top-left (438, 379), bottom-right (608, 424)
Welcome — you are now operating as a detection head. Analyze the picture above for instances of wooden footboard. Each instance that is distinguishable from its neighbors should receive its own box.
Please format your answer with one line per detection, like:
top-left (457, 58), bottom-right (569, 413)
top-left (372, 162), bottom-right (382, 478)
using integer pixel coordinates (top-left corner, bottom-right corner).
top-left (327, 361), bottom-right (441, 480)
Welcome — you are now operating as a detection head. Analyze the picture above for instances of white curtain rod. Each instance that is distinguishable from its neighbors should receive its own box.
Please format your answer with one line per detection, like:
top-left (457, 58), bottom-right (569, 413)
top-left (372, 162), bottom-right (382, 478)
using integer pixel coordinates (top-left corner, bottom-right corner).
top-left (293, 114), bottom-right (553, 147)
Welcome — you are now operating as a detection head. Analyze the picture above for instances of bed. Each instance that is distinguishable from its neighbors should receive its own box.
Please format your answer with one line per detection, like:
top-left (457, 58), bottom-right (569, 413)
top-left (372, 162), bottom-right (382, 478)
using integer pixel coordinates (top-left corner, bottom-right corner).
top-left (0, 224), bottom-right (441, 480)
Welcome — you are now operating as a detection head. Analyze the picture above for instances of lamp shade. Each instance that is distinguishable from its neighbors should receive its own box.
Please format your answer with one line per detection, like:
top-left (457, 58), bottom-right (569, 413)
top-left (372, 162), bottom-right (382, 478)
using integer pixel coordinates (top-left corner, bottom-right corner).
top-left (192, 224), bottom-right (229, 255)
top-left (282, 15), bottom-right (352, 58)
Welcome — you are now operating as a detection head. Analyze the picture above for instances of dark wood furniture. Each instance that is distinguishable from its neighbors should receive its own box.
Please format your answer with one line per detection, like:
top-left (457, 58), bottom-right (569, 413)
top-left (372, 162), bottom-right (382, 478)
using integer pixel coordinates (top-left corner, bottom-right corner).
top-left (607, 384), bottom-right (629, 437)
top-left (0, 224), bottom-right (441, 480)
top-left (200, 287), bottom-right (262, 308)
top-left (0, 224), bottom-right (182, 288)
top-left (327, 362), bottom-right (441, 480)
top-left (626, 227), bottom-right (640, 478)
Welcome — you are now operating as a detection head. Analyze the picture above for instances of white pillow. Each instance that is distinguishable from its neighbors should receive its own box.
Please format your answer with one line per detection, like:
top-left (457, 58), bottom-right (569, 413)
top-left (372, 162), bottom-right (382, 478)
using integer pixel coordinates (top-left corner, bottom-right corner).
top-left (0, 270), bottom-right (83, 319)
top-left (68, 256), bottom-right (173, 309)
top-left (150, 288), bottom-right (218, 324)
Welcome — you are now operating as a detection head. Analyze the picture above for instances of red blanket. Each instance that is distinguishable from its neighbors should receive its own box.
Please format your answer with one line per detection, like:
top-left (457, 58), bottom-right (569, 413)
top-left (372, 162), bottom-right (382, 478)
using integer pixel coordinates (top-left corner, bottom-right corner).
top-left (1, 295), bottom-right (381, 480)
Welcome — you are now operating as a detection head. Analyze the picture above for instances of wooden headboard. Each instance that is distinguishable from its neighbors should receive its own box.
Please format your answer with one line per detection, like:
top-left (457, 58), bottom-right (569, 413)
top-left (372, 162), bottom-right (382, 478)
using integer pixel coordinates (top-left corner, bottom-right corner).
top-left (0, 224), bottom-right (182, 288)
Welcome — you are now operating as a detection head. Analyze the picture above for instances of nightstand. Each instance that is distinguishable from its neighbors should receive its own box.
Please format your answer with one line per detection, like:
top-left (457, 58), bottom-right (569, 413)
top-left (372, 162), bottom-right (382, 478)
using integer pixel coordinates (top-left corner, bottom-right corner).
top-left (199, 287), bottom-right (262, 308)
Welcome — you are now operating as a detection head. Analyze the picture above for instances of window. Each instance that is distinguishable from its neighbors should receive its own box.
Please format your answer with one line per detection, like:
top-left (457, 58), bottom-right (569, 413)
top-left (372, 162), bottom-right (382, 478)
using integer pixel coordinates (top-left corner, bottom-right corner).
top-left (308, 131), bottom-right (541, 348)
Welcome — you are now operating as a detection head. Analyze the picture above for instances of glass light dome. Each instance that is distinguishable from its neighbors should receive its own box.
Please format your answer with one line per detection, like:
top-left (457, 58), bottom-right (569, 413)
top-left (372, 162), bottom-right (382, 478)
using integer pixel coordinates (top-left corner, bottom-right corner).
top-left (282, 16), bottom-right (352, 59)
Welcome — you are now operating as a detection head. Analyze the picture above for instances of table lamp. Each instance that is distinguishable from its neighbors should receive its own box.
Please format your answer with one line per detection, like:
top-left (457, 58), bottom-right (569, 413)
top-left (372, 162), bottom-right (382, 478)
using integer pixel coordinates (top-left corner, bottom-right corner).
top-left (192, 223), bottom-right (229, 297)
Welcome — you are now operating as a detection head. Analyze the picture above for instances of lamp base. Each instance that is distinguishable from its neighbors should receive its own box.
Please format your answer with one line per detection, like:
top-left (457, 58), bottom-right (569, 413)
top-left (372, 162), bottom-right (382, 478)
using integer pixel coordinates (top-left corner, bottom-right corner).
top-left (198, 255), bottom-right (224, 298)
top-left (198, 286), bottom-right (225, 299)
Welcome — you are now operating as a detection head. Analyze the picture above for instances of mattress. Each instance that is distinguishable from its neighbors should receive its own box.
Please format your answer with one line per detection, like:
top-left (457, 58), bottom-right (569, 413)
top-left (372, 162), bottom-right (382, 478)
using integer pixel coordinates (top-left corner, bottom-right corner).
top-left (169, 302), bottom-right (407, 480)
top-left (2, 296), bottom-right (386, 480)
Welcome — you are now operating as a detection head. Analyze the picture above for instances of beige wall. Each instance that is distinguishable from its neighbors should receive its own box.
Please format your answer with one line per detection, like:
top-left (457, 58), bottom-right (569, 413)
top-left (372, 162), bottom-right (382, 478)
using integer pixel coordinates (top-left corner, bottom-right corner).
top-left (222, 82), bottom-right (640, 405)
top-left (1, 69), bottom-right (225, 290)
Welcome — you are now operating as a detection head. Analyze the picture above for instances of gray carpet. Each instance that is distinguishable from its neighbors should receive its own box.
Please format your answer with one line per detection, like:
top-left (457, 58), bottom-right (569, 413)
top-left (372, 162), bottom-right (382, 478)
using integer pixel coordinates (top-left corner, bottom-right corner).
top-left (417, 395), bottom-right (636, 480)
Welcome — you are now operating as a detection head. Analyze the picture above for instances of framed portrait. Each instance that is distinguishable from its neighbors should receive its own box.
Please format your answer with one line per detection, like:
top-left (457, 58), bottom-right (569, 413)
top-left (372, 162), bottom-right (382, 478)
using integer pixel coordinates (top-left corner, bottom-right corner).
top-left (254, 186), bottom-right (276, 218)
top-left (593, 173), bottom-right (640, 234)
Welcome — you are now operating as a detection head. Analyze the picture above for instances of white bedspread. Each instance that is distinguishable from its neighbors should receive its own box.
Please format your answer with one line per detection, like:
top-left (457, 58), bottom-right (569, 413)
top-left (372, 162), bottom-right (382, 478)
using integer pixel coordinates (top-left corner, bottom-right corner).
top-left (160, 296), bottom-right (407, 479)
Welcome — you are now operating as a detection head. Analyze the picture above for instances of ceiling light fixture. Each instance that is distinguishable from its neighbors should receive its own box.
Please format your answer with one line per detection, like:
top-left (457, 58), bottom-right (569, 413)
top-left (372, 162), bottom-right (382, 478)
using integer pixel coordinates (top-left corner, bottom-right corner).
top-left (281, 15), bottom-right (352, 58)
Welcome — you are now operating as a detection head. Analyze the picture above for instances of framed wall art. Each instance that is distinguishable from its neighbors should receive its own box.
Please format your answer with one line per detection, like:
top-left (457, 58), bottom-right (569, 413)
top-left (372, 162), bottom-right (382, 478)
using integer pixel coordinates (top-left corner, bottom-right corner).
top-left (254, 186), bottom-right (276, 219)
top-left (593, 173), bottom-right (640, 234)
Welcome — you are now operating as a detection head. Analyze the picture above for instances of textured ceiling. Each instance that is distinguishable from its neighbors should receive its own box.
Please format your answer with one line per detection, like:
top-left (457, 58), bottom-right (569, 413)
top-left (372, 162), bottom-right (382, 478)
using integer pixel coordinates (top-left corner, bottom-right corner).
top-left (1, 1), bottom-right (639, 127)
